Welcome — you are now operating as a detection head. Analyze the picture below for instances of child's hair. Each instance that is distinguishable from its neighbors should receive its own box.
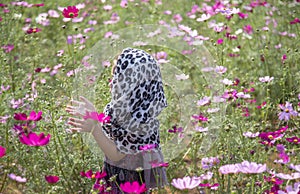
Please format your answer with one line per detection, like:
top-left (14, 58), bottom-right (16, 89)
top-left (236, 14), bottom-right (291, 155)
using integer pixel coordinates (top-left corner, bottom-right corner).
top-left (111, 54), bottom-right (119, 75)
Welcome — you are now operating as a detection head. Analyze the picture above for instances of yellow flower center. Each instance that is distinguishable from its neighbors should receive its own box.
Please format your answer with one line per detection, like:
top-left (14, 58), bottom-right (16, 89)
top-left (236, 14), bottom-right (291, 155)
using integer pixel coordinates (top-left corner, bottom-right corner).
top-left (268, 135), bottom-right (273, 139)
top-left (294, 139), bottom-right (298, 143)
top-left (271, 178), bottom-right (276, 182)
top-left (285, 108), bottom-right (290, 113)
top-left (91, 174), bottom-right (95, 179)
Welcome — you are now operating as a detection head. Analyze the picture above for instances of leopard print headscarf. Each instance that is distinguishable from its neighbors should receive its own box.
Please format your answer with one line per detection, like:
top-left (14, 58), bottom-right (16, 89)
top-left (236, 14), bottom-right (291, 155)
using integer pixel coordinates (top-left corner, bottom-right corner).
top-left (102, 48), bottom-right (167, 154)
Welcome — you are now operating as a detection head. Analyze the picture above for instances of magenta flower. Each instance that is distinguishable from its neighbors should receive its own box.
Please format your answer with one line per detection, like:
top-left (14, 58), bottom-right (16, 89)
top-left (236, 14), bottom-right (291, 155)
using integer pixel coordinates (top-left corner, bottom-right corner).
top-left (199, 183), bottom-right (219, 190)
top-left (26, 27), bottom-right (42, 34)
top-left (286, 136), bottom-right (300, 144)
top-left (120, 181), bottom-right (147, 194)
top-left (264, 175), bottom-right (284, 185)
top-left (14, 111), bottom-right (42, 121)
top-left (139, 144), bottom-right (157, 151)
top-left (2, 44), bottom-right (14, 53)
top-left (290, 18), bottom-right (300, 25)
top-left (235, 161), bottom-right (266, 174)
top-left (216, 39), bottom-right (223, 44)
top-left (219, 164), bottom-right (239, 174)
top-left (0, 145), bottom-right (6, 158)
top-left (45, 175), bottom-right (60, 184)
top-left (222, 89), bottom-right (238, 101)
top-left (192, 114), bottom-right (208, 122)
top-left (13, 123), bottom-right (36, 134)
top-left (243, 25), bottom-right (253, 34)
top-left (171, 176), bottom-right (201, 190)
top-left (62, 6), bottom-right (79, 18)
top-left (83, 111), bottom-right (110, 123)
top-left (80, 170), bottom-right (107, 179)
top-left (168, 125), bottom-right (183, 133)
top-left (278, 102), bottom-right (298, 121)
top-left (19, 132), bottom-right (50, 146)
top-left (151, 161), bottom-right (169, 168)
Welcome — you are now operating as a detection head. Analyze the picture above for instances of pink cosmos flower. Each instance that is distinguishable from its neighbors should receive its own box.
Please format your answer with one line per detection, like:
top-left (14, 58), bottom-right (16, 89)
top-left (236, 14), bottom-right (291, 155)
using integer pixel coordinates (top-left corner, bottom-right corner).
top-left (0, 115), bottom-right (9, 124)
top-left (199, 183), bottom-right (219, 190)
top-left (201, 157), bottom-right (220, 169)
top-left (83, 111), bottom-right (110, 123)
top-left (48, 10), bottom-right (60, 18)
top-left (103, 13), bottom-right (120, 25)
top-left (243, 25), bottom-right (253, 34)
top-left (286, 136), bottom-right (300, 144)
top-left (14, 111), bottom-right (42, 121)
top-left (80, 170), bottom-right (107, 179)
top-left (197, 96), bottom-right (210, 106)
top-left (139, 144), bottom-right (157, 151)
top-left (235, 161), bottom-right (266, 174)
top-left (222, 89), bottom-right (238, 101)
top-left (62, 6), bottom-right (79, 18)
top-left (289, 164), bottom-right (300, 172)
top-left (45, 175), bottom-right (60, 184)
top-left (120, 0), bottom-right (128, 8)
top-left (155, 51), bottom-right (169, 64)
top-left (13, 123), bottom-right (36, 134)
top-left (2, 44), bottom-right (14, 53)
top-left (151, 161), bottom-right (169, 168)
top-left (278, 102), bottom-right (298, 121)
top-left (219, 164), bottom-right (238, 174)
top-left (243, 131), bottom-right (259, 138)
top-left (215, 66), bottom-right (227, 74)
top-left (192, 114), bottom-right (208, 122)
top-left (175, 73), bottom-right (189, 80)
top-left (168, 125), bottom-right (183, 133)
top-left (281, 54), bottom-right (287, 63)
top-left (290, 18), bottom-right (300, 25)
top-left (173, 14), bottom-right (183, 23)
top-left (275, 172), bottom-right (300, 180)
top-left (26, 27), bottom-right (41, 34)
top-left (216, 39), bottom-right (223, 44)
top-left (8, 173), bottom-right (26, 183)
top-left (0, 145), bottom-right (6, 158)
top-left (19, 132), bottom-right (50, 146)
top-left (171, 176), bottom-right (201, 190)
top-left (278, 182), bottom-right (300, 194)
top-left (195, 126), bottom-right (208, 132)
top-left (259, 76), bottom-right (274, 83)
top-left (120, 181), bottom-right (147, 194)
top-left (264, 176), bottom-right (284, 185)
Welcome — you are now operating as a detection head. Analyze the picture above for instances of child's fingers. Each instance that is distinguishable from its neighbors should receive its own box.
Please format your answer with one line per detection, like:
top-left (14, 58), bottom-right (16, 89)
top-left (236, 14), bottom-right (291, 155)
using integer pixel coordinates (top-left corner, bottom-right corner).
top-left (67, 120), bottom-right (83, 128)
top-left (70, 128), bottom-right (81, 132)
top-left (70, 99), bottom-right (84, 106)
top-left (69, 117), bottom-right (84, 123)
top-left (79, 96), bottom-right (89, 104)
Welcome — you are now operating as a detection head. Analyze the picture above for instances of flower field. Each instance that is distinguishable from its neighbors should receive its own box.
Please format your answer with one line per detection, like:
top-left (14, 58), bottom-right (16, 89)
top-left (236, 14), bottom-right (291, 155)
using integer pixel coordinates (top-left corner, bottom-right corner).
top-left (1, 0), bottom-right (300, 193)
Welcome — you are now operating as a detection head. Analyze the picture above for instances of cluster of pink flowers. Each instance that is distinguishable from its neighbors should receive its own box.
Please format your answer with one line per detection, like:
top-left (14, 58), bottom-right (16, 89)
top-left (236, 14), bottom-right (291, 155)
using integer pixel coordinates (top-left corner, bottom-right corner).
top-left (13, 111), bottom-right (50, 146)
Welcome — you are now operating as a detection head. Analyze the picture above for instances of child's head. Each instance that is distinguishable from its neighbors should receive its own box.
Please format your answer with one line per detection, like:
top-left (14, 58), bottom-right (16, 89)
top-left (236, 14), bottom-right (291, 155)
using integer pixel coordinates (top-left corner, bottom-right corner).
top-left (103, 48), bottom-right (167, 154)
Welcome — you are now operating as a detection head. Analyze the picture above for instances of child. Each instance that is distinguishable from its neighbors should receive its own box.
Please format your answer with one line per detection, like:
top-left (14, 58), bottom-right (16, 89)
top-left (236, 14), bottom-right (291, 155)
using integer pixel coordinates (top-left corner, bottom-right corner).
top-left (67, 48), bottom-right (168, 193)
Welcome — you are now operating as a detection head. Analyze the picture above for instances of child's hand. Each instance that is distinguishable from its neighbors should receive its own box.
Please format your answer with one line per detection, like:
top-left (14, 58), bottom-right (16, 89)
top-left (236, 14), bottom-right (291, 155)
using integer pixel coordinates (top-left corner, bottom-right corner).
top-left (66, 96), bottom-right (98, 133)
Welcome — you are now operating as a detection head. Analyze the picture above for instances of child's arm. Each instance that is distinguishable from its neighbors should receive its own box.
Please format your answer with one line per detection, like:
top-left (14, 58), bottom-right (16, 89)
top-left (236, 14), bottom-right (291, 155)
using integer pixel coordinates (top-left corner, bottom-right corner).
top-left (66, 96), bottom-right (125, 162)
top-left (91, 123), bottom-right (126, 161)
